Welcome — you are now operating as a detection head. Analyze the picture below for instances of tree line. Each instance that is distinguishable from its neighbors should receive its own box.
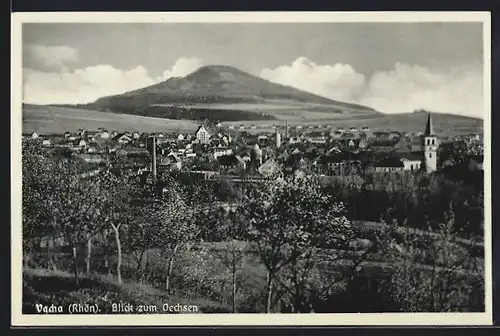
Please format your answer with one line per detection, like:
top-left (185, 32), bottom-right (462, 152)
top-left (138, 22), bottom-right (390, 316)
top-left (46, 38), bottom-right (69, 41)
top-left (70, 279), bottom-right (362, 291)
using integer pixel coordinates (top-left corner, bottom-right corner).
top-left (22, 140), bottom-right (484, 313)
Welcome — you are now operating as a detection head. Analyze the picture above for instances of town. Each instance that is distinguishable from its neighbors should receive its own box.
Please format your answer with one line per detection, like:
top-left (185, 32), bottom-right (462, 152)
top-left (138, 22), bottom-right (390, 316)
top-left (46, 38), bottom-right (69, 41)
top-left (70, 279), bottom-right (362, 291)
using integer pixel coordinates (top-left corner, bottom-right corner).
top-left (23, 112), bottom-right (484, 185)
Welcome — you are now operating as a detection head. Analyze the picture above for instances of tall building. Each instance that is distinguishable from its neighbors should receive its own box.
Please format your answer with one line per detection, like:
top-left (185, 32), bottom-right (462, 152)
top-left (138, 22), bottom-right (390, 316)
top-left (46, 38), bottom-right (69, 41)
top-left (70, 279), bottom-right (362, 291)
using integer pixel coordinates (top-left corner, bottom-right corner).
top-left (275, 130), bottom-right (282, 148)
top-left (423, 112), bottom-right (438, 172)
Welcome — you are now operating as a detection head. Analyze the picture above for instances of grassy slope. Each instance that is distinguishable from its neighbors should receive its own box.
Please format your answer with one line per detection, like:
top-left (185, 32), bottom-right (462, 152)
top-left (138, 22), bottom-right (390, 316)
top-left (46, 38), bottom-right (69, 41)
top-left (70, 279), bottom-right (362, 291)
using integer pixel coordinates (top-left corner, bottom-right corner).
top-left (22, 104), bottom-right (482, 137)
top-left (96, 65), bottom-right (377, 113)
top-left (22, 104), bottom-right (200, 134)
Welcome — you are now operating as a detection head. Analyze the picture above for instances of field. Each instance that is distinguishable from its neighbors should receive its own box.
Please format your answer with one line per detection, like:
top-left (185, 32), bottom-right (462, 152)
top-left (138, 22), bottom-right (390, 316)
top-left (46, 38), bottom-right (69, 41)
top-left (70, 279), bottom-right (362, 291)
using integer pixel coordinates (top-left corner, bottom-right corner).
top-left (22, 104), bottom-right (483, 137)
top-left (224, 111), bottom-right (483, 137)
top-left (22, 104), bottom-right (200, 134)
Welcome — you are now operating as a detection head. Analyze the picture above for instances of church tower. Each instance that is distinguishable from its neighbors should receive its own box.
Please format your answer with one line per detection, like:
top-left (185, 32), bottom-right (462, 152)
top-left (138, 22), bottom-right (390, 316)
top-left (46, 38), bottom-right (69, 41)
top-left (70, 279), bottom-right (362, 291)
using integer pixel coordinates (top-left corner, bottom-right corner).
top-left (423, 112), bottom-right (437, 172)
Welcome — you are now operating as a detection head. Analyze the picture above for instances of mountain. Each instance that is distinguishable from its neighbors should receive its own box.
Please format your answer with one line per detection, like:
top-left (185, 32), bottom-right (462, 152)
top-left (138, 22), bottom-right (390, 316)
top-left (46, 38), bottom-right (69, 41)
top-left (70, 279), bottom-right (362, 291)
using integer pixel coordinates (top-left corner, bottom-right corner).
top-left (89, 65), bottom-right (379, 121)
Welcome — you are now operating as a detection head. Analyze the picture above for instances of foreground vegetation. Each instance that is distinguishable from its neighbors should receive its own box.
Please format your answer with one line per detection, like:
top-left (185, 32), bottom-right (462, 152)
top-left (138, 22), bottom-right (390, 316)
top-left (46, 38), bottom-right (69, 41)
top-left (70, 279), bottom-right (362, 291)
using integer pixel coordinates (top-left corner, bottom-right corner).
top-left (22, 141), bottom-right (484, 313)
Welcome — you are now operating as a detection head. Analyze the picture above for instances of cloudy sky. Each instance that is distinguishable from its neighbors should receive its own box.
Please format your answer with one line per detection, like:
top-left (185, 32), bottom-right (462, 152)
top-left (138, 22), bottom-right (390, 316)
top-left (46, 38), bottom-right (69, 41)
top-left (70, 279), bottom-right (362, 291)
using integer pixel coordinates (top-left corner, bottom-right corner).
top-left (22, 22), bottom-right (485, 117)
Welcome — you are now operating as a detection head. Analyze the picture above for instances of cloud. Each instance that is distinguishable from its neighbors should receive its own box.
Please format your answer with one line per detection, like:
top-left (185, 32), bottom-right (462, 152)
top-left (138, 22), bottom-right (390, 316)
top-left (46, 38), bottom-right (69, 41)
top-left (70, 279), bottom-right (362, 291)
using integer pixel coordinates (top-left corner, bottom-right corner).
top-left (23, 65), bottom-right (156, 105)
top-left (24, 44), bottom-right (79, 72)
top-left (260, 57), bottom-right (484, 118)
top-left (359, 63), bottom-right (483, 118)
top-left (261, 57), bottom-right (366, 103)
top-left (23, 57), bottom-right (205, 105)
top-left (156, 57), bottom-right (205, 81)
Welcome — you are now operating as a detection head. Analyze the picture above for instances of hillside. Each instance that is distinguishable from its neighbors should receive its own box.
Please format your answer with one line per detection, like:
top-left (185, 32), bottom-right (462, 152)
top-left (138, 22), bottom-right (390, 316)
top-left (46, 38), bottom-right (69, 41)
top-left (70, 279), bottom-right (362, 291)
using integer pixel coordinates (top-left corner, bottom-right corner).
top-left (22, 104), bottom-right (200, 134)
top-left (95, 65), bottom-right (377, 111)
top-left (84, 65), bottom-right (379, 122)
top-left (22, 103), bottom-right (483, 137)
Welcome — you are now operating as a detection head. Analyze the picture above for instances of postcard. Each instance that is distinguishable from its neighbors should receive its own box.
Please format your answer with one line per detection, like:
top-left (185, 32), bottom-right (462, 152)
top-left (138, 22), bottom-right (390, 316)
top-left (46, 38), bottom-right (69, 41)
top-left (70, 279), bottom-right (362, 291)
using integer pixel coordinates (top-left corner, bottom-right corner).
top-left (11, 11), bottom-right (492, 326)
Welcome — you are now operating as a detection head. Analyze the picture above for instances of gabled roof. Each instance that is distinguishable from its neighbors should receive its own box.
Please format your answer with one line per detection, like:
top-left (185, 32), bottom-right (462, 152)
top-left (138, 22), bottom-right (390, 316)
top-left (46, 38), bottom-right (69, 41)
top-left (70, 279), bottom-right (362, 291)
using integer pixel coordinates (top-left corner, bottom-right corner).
top-left (369, 138), bottom-right (400, 147)
top-left (304, 131), bottom-right (325, 138)
top-left (375, 156), bottom-right (405, 168)
top-left (395, 151), bottom-right (424, 162)
top-left (112, 133), bottom-right (132, 141)
top-left (217, 154), bottom-right (244, 166)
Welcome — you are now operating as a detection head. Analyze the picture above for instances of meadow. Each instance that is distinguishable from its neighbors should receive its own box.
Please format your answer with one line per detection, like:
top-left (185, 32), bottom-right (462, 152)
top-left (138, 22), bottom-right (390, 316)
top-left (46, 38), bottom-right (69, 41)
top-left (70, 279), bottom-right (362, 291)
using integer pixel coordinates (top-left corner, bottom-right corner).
top-left (22, 104), bottom-right (483, 138)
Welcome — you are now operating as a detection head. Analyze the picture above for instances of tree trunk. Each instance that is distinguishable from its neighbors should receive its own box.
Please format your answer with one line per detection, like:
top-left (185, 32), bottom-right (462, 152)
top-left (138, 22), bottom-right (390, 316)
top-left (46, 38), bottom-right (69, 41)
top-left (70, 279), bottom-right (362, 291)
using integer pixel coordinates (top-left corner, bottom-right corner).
top-left (46, 238), bottom-right (51, 269)
top-left (105, 257), bottom-right (111, 276)
top-left (144, 250), bottom-right (149, 283)
top-left (51, 237), bottom-right (58, 271)
top-left (266, 271), bottom-right (273, 313)
top-left (232, 264), bottom-right (237, 313)
top-left (112, 224), bottom-right (122, 284)
top-left (72, 246), bottom-right (79, 285)
top-left (86, 237), bottom-right (92, 276)
top-left (166, 245), bottom-right (179, 293)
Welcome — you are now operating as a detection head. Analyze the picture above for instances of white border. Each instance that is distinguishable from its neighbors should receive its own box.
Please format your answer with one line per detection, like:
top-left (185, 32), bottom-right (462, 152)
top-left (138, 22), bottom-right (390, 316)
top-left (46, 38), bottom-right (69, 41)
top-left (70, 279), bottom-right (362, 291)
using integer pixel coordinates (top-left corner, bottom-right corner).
top-left (11, 11), bottom-right (492, 327)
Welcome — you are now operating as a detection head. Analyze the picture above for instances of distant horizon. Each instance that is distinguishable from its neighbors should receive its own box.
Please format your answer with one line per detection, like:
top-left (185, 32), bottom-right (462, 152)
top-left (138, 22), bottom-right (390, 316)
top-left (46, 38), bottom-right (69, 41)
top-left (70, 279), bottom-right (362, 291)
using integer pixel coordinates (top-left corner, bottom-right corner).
top-left (22, 63), bottom-right (485, 121)
top-left (22, 22), bottom-right (485, 119)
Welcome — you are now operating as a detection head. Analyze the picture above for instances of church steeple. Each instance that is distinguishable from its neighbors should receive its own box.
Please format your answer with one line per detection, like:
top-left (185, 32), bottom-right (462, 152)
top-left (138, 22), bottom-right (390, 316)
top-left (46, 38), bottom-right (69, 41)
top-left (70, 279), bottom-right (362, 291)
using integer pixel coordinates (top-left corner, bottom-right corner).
top-left (423, 112), bottom-right (437, 172)
top-left (424, 112), bottom-right (434, 136)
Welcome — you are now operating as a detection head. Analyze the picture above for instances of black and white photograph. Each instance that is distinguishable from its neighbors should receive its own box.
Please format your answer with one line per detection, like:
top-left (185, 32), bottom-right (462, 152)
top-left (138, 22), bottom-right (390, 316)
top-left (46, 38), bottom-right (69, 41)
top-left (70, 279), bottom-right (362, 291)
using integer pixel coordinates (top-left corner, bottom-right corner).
top-left (11, 12), bottom-right (491, 326)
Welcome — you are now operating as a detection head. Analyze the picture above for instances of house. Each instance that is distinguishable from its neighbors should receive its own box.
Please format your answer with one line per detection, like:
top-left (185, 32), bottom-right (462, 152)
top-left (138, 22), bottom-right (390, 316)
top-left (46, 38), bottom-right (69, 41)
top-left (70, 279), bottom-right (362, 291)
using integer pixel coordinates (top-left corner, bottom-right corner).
top-left (369, 138), bottom-right (400, 152)
top-left (79, 139), bottom-right (88, 147)
top-left (388, 131), bottom-right (402, 140)
top-left (31, 132), bottom-right (39, 139)
top-left (42, 139), bottom-right (51, 147)
top-left (374, 157), bottom-right (405, 173)
top-left (288, 137), bottom-right (302, 144)
top-left (358, 138), bottom-right (368, 150)
top-left (317, 151), bottom-right (362, 175)
top-left (361, 126), bottom-right (370, 133)
top-left (221, 134), bottom-right (232, 145)
top-left (160, 152), bottom-right (182, 171)
top-left (98, 130), bottom-right (110, 140)
top-left (213, 147), bottom-right (233, 159)
top-left (217, 154), bottom-right (246, 171)
top-left (349, 127), bottom-right (358, 133)
top-left (64, 131), bottom-right (71, 139)
top-left (410, 136), bottom-right (424, 152)
top-left (132, 132), bottom-right (141, 139)
top-left (304, 131), bottom-right (327, 144)
top-left (113, 133), bottom-right (133, 145)
top-left (177, 133), bottom-right (185, 141)
top-left (396, 152), bottom-right (424, 172)
top-left (195, 125), bottom-right (211, 144)
top-left (373, 131), bottom-right (390, 140)
top-left (341, 132), bottom-right (357, 140)
top-left (394, 137), bottom-right (412, 152)
top-left (331, 131), bottom-right (343, 139)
